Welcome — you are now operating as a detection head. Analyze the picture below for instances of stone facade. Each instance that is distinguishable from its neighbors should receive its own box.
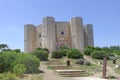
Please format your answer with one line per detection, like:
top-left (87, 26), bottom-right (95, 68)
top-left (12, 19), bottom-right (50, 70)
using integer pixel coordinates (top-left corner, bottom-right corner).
top-left (24, 16), bottom-right (94, 53)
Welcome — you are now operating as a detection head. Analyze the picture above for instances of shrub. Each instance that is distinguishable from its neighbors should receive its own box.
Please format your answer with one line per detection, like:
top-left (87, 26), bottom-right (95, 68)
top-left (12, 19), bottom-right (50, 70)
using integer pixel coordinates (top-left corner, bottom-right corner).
top-left (51, 50), bottom-right (63, 58)
top-left (14, 49), bottom-right (21, 53)
top-left (36, 47), bottom-right (49, 53)
top-left (0, 51), bottom-right (40, 74)
top-left (67, 49), bottom-right (83, 59)
top-left (42, 48), bottom-right (49, 53)
top-left (75, 59), bottom-right (84, 65)
top-left (36, 47), bottom-right (43, 51)
top-left (13, 64), bottom-right (26, 76)
top-left (31, 50), bottom-right (48, 61)
top-left (84, 61), bottom-right (91, 66)
top-left (84, 48), bottom-right (94, 56)
top-left (85, 46), bottom-right (94, 49)
top-left (91, 51), bottom-right (109, 59)
top-left (113, 50), bottom-right (120, 55)
top-left (60, 46), bottom-right (69, 50)
top-left (0, 51), bottom-right (19, 72)
top-left (13, 54), bottom-right (40, 73)
top-left (59, 49), bottom-right (69, 56)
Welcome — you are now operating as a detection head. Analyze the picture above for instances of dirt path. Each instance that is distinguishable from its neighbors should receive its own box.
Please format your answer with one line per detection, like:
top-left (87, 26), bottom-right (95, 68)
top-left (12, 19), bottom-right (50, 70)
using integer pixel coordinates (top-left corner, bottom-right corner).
top-left (40, 62), bottom-right (65, 80)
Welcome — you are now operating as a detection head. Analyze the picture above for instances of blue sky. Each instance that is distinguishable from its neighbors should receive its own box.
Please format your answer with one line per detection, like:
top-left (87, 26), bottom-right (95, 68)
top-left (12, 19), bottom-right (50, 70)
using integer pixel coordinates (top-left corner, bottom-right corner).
top-left (0, 0), bottom-right (120, 51)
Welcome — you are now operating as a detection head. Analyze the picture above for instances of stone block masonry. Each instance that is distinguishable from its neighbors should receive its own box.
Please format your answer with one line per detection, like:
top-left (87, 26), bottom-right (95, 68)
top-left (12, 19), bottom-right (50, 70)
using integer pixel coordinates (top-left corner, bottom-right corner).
top-left (24, 16), bottom-right (94, 53)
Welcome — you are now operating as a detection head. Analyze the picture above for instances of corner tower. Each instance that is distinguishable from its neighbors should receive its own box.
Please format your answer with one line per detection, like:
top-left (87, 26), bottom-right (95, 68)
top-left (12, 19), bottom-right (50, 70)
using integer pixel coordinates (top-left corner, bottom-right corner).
top-left (84, 24), bottom-right (94, 46)
top-left (70, 17), bottom-right (84, 51)
top-left (42, 17), bottom-right (56, 51)
top-left (24, 24), bottom-right (36, 53)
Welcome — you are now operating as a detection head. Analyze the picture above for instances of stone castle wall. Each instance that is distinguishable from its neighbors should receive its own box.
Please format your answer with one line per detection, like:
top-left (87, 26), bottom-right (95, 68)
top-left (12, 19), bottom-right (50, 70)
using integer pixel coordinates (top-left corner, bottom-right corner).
top-left (24, 17), bottom-right (94, 53)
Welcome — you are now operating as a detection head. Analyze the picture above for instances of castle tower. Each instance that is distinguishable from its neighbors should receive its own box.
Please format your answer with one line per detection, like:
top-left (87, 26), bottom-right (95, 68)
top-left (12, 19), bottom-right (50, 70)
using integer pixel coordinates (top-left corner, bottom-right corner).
top-left (70, 17), bottom-right (84, 51)
top-left (84, 24), bottom-right (94, 46)
top-left (24, 24), bottom-right (36, 53)
top-left (24, 16), bottom-right (94, 53)
top-left (42, 17), bottom-right (56, 51)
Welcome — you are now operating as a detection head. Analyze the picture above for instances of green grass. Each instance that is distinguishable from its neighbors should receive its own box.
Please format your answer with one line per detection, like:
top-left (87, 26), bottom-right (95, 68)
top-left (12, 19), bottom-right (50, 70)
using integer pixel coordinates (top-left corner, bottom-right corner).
top-left (114, 68), bottom-right (120, 74)
top-left (47, 66), bottom-right (54, 70)
top-left (0, 72), bottom-right (17, 80)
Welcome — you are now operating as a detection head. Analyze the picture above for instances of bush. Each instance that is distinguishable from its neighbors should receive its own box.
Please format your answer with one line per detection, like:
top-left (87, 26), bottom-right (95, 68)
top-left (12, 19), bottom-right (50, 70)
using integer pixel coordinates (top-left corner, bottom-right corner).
top-left (113, 50), bottom-right (120, 55)
top-left (91, 51), bottom-right (109, 59)
top-left (36, 47), bottom-right (49, 53)
top-left (75, 59), bottom-right (84, 65)
top-left (84, 61), bottom-right (91, 66)
top-left (67, 49), bottom-right (83, 59)
top-left (59, 49), bottom-right (69, 56)
top-left (84, 48), bottom-right (94, 55)
top-left (51, 50), bottom-right (63, 58)
top-left (12, 54), bottom-right (40, 73)
top-left (0, 51), bottom-right (40, 74)
top-left (13, 64), bottom-right (26, 76)
top-left (31, 50), bottom-right (48, 61)
top-left (14, 49), bottom-right (21, 53)
top-left (60, 46), bottom-right (69, 50)
top-left (0, 51), bottom-right (19, 72)
top-left (42, 48), bottom-right (49, 53)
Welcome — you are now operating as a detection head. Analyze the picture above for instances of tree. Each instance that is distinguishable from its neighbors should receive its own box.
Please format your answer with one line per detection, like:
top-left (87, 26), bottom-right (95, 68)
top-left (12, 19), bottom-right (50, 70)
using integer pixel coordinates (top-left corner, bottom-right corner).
top-left (109, 46), bottom-right (120, 52)
top-left (0, 44), bottom-right (8, 51)
top-left (91, 51), bottom-right (109, 60)
top-left (101, 47), bottom-right (110, 52)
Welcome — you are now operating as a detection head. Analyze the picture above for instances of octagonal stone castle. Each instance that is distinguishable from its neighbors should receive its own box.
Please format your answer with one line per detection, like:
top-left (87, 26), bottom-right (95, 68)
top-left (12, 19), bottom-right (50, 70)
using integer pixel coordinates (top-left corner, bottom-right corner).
top-left (24, 16), bottom-right (94, 53)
